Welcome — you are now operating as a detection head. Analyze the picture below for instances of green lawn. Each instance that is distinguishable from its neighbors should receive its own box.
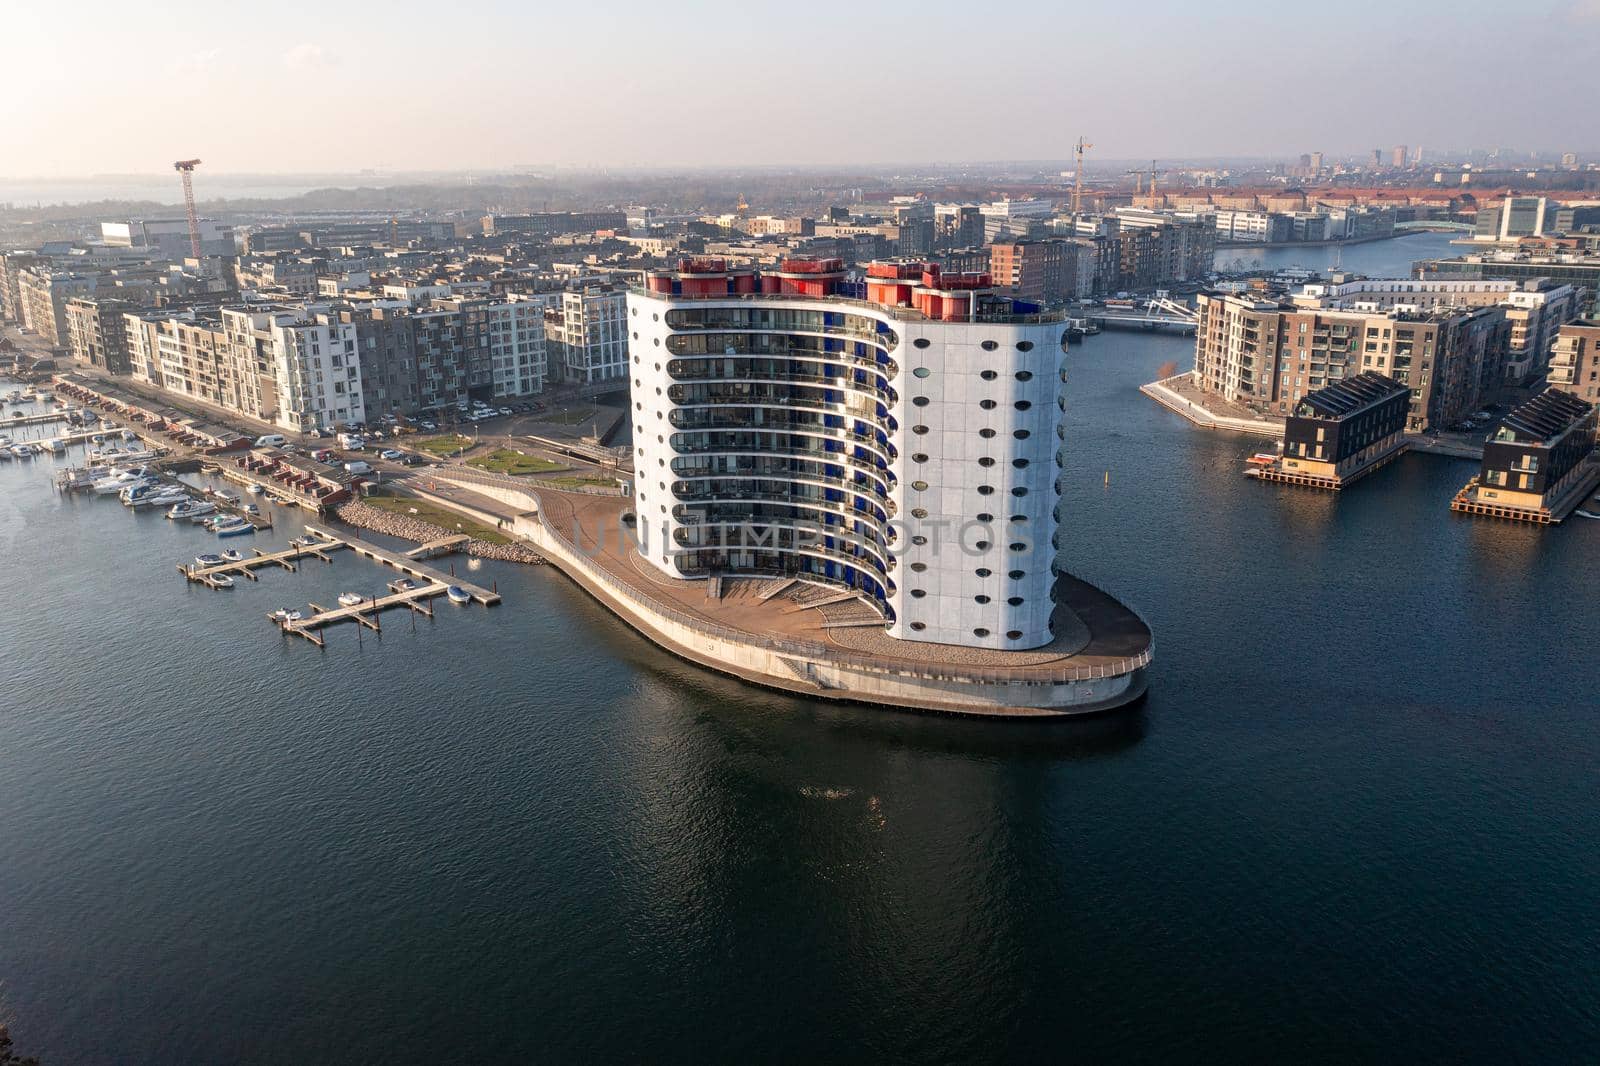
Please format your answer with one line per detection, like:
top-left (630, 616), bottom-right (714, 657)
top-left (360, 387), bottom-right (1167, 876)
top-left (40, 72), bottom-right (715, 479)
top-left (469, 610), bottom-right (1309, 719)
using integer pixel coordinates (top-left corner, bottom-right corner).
top-left (361, 494), bottom-right (511, 544)
top-left (543, 475), bottom-right (616, 490)
top-left (466, 448), bottom-right (566, 475)
top-left (414, 434), bottom-right (472, 457)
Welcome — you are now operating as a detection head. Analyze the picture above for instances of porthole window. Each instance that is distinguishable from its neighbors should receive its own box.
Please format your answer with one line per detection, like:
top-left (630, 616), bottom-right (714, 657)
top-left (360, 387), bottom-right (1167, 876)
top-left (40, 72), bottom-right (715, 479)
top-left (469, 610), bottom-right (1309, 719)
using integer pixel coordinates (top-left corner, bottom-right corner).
top-left (913, 338), bottom-right (931, 349)
top-left (911, 480), bottom-right (928, 490)
top-left (974, 540), bottom-right (990, 551)
top-left (1015, 371), bottom-right (1033, 381)
top-left (976, 512), bottom-right (994, 523)
top-left (910, 562), bottom-right (927, 572)
top-left (1009, 514), bottom-right (1028, 523)
top-left (910, 589), bottom-right (926, 598)
top-left (979, 428), bottom-right (996, 439)
top-left (1016, 341), bottom-right (1034, 352)
top-left (1007, 596), bottom-right (1024, 606)
top-left (973, 627), bottom-right (991, 637)
top-left (1014, 400), bottom-right (1032, 411)
top-left (974, 594), bottom-right (991, 605)
top-left (912, 425), bottom-right (929, 434)
top-left (912, 396), bottom-right (929, 407)
top-left (654, 338), bottom-right (660, 346)
top-left (635, 402), bottom-right (642, 410)
top-left (1008, 569), bottom-right (1025, 580)
top-left (1011, 487), bottom-right (1028, 497)
top-left (631, 307), bottom-right (637, 316)
top-left (1009, 542), bottom-right (1027, 551)
top-left (1012, 459), bottom-right (1029, 469)
top-left (910, 621), bottom-right (926, 631)
top-left (910, 507), bottom-right (928, 519)
top-left (911, 535), bottom-right (928, 546)
top-left (911, 452), bottom-right (929, 463)
top-left (912, 367), bottom-right (931, 378)
top-left (975, 567), bottom-right (992, 578)
top-left (632, 332), bottom-right (639, 340)
top-left (979, 399), bottom-right (997, 410)
top-left (980, 340), bottom-right (998, 351)
top-left (1006, 630), bottom-right (1024, 641)
top-left (977, 485), bottom-right (995, 496)
top-left (980, 370), bottom-right (998, 381)
top-left (1013, 429), bottom-right (1031, 440)
top-left (652, 313), bottom-right (659, 321)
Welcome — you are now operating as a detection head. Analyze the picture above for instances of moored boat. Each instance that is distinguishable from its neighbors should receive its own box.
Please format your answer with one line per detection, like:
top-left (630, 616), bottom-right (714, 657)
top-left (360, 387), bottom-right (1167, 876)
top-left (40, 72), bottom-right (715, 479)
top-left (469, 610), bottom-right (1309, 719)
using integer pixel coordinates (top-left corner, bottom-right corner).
top-left (446, 585), bottom-right (471, 605)
top-left (167, 499), bottom-right (216, 520)
top-left (337, 592), bottom-right (365, 607)
top-left (194, 553), bottom-right (224, 567)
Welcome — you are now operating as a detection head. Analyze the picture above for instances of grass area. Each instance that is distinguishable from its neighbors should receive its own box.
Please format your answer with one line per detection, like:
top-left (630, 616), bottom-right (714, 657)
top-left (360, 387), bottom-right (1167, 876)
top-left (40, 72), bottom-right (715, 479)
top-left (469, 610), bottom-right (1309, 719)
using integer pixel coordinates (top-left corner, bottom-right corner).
top-left (537, 405), bottom-right (600, 426)
top-left (543, 475), bottom-right (616, 490)
top-left (361, 493), bottom-right (512, 544)
top-left (465, 448), bottom-right (566, 475)
top-left (414, 434), bottom-right (472, 457)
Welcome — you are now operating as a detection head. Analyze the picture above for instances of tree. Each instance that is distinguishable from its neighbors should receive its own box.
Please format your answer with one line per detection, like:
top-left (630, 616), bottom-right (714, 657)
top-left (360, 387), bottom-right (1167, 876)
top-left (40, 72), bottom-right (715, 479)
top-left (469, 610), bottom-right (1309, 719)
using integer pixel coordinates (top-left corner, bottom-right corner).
top-left (0, 1025), bottom-right (41, 1066)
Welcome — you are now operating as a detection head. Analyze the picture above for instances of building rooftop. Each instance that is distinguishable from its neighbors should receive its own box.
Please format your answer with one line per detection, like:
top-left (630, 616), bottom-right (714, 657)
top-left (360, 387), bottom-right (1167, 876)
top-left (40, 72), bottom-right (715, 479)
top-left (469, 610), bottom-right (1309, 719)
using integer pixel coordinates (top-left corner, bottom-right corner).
top-left (1295, 372), bottom-right (1409, 420)
top-left (1493, 389), bottom-right (1595, 445)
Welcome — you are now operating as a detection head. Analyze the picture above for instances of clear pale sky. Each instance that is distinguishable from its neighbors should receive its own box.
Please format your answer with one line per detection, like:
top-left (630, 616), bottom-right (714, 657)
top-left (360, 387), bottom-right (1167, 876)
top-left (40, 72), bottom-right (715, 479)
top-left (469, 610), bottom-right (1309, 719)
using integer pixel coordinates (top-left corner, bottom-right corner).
top-left (7, 0), bottom-right (1598, 176)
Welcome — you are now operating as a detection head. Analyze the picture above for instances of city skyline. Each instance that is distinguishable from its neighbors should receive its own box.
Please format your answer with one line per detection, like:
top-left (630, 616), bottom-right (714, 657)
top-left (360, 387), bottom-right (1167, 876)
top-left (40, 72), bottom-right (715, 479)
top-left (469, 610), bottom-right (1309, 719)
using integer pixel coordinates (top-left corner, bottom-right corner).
top-left (9, 0), bottom-right (1600, 177)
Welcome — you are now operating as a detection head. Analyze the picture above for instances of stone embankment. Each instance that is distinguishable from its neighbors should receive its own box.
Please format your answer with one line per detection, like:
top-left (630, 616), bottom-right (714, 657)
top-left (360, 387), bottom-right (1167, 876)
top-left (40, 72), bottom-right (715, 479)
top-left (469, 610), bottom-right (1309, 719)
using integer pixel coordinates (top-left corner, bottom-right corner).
top-left (333, 500), bottom-right (543, 565)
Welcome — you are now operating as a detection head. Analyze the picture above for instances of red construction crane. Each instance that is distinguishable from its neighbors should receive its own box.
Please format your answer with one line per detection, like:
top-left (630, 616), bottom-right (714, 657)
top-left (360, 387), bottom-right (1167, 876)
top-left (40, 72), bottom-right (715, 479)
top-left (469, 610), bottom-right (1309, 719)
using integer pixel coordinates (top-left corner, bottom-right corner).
top-left (173, 159), bottom-right (202, 259)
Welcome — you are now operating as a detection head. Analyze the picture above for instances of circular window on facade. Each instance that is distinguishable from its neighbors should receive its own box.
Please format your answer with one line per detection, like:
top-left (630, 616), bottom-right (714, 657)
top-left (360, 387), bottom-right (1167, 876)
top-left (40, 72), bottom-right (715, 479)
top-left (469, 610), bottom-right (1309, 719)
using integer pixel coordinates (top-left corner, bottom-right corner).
top-left (631, 307), bottom-right (637, 316)
top-left (1016, 340), bottom-right (1034, 352)
top-left (977, 485), bottom-right (994, 495)
top-left (975, 567), bottom-right (992, 578)
top-left (911, 535), bottom-right (928, 546)
top-left (1009, 541), bottom-right (1027, 551)
top-left (1007, 630), bottom-right (1024, 640)
top-left (653, 338), bottom-right (660, 346)
top-left (974, 540), bottom-right (991, 551)
top-left (1012, 459), bottom-right (1029, 469)
top-left (911, 453), bottom-right (928, 463)
top-left (1009, 514), bottom-right (1028, 523)
top-left (912, 367), bottom-right (930, 378)
top-left (1014, 400), bottom-right (1032, 411)
top-left (979, 399), bottom-right (997, 410)
top-left (1007, 596), bottom-right (1024, 606)
top-left (910, 562), bottom-right (927, 573)
top-left (1008, 570), bottom-right (1025, 581)
top-left (973, 627), bottom-right (991, 637)
top-left (913, 338), bottom-right (930, 349)
top-left (1015, 370), bottom-right (1033, 381)
top-left (974, 594), bottom-right (991, 605)
top-left (911, 480), bottom-right (928, 490)
top-left (1013, 429), bottom-right (1031, 440)
top-left (910, 621), bottom-right (926, 631)
top-left (910, 507), bottom-right (928, 519)
top-left (981, 340), bottom-right (998, 351)
top-left (912, 425), bottom-right (929, 435)
top-left (910, 589), bottom-right (926, 598)
top-left (1011, 488), bottom-right (1028, 499)
top-left (976, 512), bottom-right (994, 523)
top-left (979, 428), bottom-right (997, 439)
top-left (978, 457), bottom-right (995, 467)
top-left (980, 370), bottom-right (998, 381)
top-left (912, 396), bottom-right (929, 407)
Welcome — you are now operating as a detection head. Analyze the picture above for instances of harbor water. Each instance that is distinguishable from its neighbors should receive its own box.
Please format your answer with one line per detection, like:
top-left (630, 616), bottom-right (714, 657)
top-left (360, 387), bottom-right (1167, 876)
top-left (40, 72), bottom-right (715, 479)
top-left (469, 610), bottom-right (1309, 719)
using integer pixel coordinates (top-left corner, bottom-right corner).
top-left (3, 233), bottom-right (1598, 1063)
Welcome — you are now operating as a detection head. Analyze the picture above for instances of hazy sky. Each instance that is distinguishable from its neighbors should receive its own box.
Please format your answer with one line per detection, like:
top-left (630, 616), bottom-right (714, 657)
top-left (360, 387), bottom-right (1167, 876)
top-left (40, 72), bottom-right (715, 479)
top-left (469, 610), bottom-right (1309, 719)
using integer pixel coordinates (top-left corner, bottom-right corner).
top-left (7, 0), bottom-right (1599, 177)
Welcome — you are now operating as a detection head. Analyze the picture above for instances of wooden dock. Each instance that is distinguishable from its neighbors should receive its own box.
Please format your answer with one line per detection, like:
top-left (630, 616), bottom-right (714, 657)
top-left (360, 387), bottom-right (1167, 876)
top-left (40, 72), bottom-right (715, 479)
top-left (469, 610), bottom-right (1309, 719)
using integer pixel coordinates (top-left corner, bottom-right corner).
top-left (303, 523), bottom-right (500, 605)
top-left (0, 410), bottom-right (66, 429)
top-left (274, 584), bottom-right (447, 646)
top-left (178, 535), bottom-right (345, 583)
top-left (406, 534), bottom-right (471, 559)
top-left (1245, 443), bottom-right (1409, 492)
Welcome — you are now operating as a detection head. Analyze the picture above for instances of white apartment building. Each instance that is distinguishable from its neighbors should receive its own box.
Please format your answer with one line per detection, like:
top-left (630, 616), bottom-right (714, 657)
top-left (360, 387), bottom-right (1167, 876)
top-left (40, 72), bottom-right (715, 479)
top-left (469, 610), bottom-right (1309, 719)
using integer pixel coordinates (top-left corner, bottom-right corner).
top-left (550, 285), bottom-right (628, 384)
top-left (265, 311), bottom-right (364, 431)
top-left (486, 294), bottom-right (551, 398)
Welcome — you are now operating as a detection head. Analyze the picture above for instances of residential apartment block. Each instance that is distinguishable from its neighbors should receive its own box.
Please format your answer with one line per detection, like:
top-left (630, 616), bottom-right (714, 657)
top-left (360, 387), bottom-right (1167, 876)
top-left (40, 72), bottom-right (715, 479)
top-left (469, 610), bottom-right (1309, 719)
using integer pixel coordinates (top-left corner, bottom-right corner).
top-left (1548, 321), bottom-right (1600, 413)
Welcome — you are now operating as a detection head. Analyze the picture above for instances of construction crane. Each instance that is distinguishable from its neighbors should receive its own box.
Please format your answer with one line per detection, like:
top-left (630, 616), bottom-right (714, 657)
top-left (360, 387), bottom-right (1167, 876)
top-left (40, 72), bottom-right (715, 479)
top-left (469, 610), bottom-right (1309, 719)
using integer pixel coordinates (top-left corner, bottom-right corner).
top-left (1070, 137), bottom-right (1093, 219)
top-left (173, 159), bottom-right (202, 259)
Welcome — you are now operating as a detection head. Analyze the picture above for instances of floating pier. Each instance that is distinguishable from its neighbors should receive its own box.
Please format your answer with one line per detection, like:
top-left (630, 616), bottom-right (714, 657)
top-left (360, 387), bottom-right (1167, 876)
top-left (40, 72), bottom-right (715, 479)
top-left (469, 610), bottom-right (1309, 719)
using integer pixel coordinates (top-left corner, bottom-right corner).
top-left (179, 534), bottom-right (344, 583)
top-left (303, 523), bottom-right (500, 605)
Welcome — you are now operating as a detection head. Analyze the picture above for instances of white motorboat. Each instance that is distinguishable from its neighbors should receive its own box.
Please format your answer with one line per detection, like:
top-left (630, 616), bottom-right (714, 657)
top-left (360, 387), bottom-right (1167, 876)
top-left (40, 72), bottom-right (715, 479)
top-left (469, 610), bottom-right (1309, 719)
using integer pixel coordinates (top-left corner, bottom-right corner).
top-left (119, 481), bottom-right (168, 505)
top-left (209, 574), bottom-right (235, 589)
top-left (45, 438), bottom-right (65, 453)
top-left (446, 586), bottom-right (471, 605)
top-left (337, 592), bottom-right (366, 607)
top-left (0, 448), bottom-right (11, 462)
top-left (167, 499), bottom-right (215, 520)
top-left (121, 429), bottom-right (139, 442)
top-left (220, 549), bottom-right (244, 562)
top-left (94, 471), bottom-right (151, 495)
top-left (241, 502), bottom-right (260, 515)
top-left (130, 490), bottom-right (188, 509)
top-left (194, 553), bottom-right (224, 567)
top-left (213, 517), bottom-right (255, 538)
top-left (271, 608), bottom-right (304, 623)
top-left (10, 445), bottom-right (33, 459)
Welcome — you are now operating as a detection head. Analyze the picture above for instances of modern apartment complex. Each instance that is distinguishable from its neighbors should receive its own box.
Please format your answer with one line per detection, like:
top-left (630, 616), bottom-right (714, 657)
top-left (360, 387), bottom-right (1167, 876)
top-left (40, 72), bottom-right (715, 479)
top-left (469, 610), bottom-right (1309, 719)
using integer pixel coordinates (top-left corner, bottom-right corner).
top-left (548, 283), bottom-right (628, 384)
top-left (1548, 321), bottom-right (1600, 412)
top-left (1194, 292), bottom-right (1509, 430)
top-left (629, 257), bottom-right (1067, 651)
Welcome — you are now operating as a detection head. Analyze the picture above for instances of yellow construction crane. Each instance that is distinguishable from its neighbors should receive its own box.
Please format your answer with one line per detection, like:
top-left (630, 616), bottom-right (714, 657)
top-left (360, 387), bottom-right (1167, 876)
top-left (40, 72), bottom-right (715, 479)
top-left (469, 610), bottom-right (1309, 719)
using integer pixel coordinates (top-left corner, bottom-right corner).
top-left (1071, 137), bottom-right (1093, 218)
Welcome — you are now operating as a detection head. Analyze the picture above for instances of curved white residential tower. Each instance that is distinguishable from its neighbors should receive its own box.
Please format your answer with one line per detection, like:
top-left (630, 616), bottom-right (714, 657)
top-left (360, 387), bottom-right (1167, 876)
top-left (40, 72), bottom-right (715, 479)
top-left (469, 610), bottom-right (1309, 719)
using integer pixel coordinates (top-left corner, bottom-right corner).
top-left (629, 258), bottom-right (1067, 651)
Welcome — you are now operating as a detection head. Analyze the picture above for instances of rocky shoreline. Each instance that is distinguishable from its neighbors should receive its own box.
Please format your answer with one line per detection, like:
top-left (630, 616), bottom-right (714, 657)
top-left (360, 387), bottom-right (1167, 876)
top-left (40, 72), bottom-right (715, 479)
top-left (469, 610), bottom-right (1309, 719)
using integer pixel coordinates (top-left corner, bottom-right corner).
top-left (334, 499), bottom-right (543, 565)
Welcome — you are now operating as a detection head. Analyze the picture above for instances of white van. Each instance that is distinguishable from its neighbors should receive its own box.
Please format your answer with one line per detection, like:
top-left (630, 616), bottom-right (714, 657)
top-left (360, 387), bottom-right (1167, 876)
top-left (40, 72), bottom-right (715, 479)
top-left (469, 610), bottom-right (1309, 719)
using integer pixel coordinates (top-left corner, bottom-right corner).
top-left (254, 434), bottom-right (286, 448)
top-left (343, 460), bottom-right (373, 475)
top-left (338, 433), bottom-right (364, 450)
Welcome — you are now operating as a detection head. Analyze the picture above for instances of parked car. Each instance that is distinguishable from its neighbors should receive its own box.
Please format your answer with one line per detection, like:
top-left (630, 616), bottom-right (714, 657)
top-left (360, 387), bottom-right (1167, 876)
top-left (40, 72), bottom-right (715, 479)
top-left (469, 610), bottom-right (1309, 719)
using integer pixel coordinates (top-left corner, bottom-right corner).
top-left (311, 448), bottom-right (334, 462)
top-left (401, 454), bottom-right (426, 466)
top-left (498, 406), bottom-right (512, 416)
top-left (379, 448), bottom-right (404, 461)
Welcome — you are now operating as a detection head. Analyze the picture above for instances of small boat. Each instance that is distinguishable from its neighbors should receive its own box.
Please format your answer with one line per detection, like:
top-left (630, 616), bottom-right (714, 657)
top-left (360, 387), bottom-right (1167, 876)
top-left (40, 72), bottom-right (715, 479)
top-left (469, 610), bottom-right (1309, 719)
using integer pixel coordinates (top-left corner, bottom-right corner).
top-left (167, 499), bottom-right (216, 520)
top-left (208, 488), bottom-right (240, 504)
top-left (0, 448), bottom-right (12, 462)
top-left (11, 445), bottom-right (33, 459)
top-left (390, 577), bottom-right (421, 592)
top-left (246, 483), bottom-right (265, 495)
top-left (213, 517), bottom-right (255, 537)
top-left (241, 502), bottom-right (260, 515)
top-left (209, 574), bottom-right (235, 590)
top-left (131, 490), bottom-right (188, 509)
top-left (271, 608), bottom-right (304, 623)
top-left (194, 553), bottom-right (224, 567)
top-left (220, 549), bottom-right (244, 562)
top-left (45, 438), bottom-right (65, 453)
top-left (337, 592), bottom-right (365, 607)
top-left (446, 586), bottom-right (471, 605)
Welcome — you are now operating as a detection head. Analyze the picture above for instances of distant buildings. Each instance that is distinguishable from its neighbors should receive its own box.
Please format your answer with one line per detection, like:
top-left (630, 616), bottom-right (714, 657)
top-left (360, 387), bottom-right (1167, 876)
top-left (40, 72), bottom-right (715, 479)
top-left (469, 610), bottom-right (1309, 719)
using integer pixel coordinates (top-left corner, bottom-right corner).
top-left (1416, 251), bottom-right (1600, 294)
top-left (101, 218), bottom-right (235, 259)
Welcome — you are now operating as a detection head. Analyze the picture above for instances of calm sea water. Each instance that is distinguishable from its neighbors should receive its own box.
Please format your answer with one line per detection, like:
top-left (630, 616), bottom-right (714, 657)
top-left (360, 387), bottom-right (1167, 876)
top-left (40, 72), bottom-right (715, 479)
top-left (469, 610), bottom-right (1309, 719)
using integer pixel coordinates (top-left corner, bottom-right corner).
top-left (3, 233), bottom-right (1598, 1064)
